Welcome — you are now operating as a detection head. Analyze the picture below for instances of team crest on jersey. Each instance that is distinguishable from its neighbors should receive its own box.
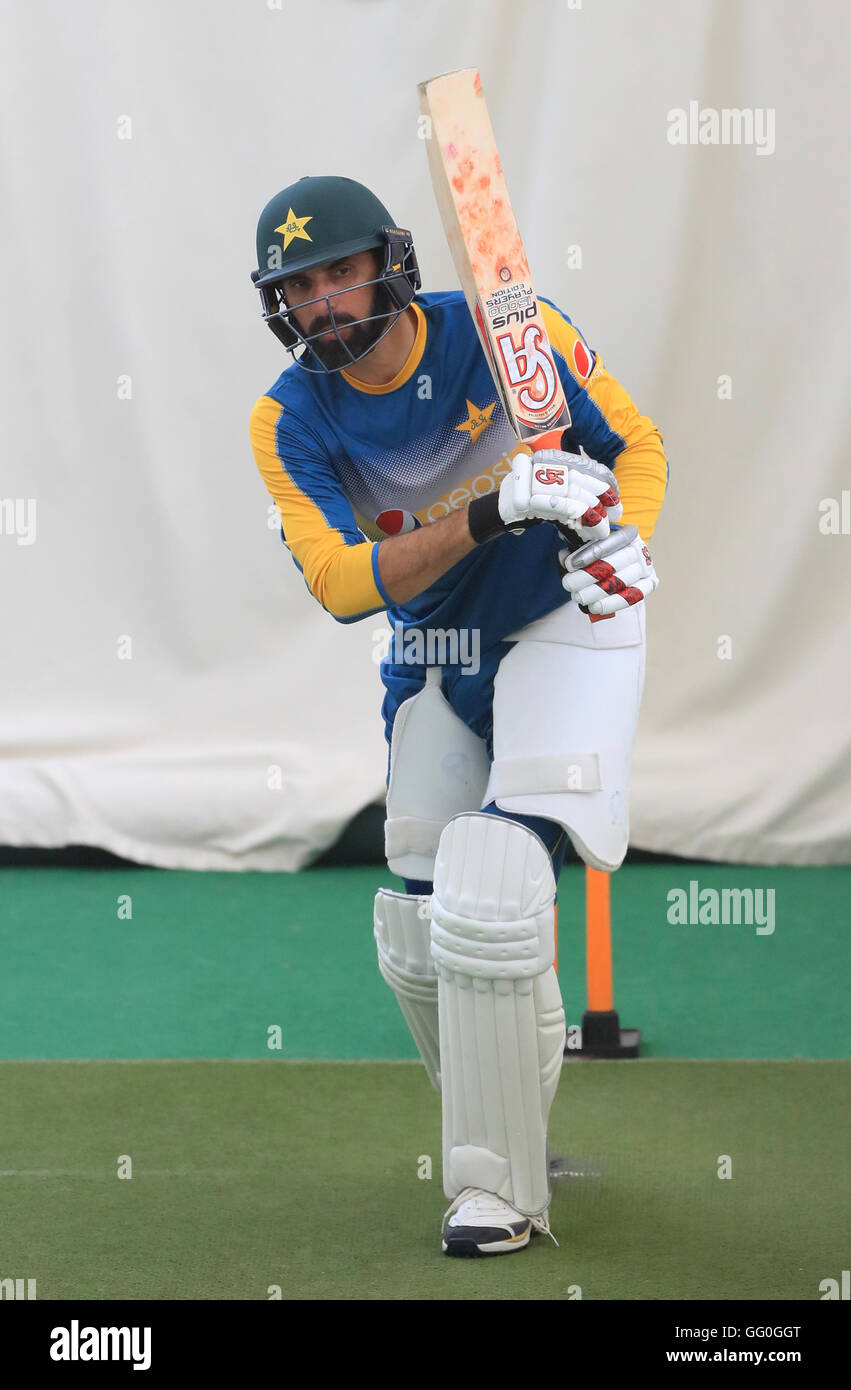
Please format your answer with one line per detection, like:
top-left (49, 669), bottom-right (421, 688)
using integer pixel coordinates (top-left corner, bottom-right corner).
top-left (274, 208), bottom-right (313, 252)
top-left (572, 336), bottom-right (593, 380)
top-left (454, 398), bottom-right (496, 443)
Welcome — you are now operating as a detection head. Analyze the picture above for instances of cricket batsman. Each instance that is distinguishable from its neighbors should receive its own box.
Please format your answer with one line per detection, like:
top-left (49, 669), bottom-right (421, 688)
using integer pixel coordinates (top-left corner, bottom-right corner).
top-left (249, 176), bottom-right (667, 1256)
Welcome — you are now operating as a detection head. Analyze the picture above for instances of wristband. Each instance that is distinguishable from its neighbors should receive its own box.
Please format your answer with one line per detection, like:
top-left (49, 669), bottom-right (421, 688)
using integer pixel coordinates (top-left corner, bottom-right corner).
top-left (467, 494), bottom-right (538, 545)
top-left (467, 493), bottom-right (503, 543)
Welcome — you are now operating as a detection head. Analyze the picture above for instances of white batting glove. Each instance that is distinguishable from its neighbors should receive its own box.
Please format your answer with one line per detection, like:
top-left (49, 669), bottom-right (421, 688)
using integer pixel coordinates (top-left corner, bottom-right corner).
top-left (498, 449), bottom-right (621, 542)
top-left (560, 525), bottom-right (659, 615)
top-left (552, 452), bottom-right (624, 541)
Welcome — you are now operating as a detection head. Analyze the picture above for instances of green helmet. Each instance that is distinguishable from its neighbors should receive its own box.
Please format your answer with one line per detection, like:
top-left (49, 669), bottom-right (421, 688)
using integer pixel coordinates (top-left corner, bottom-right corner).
top-left (250, 175), bottom-right (421, 370)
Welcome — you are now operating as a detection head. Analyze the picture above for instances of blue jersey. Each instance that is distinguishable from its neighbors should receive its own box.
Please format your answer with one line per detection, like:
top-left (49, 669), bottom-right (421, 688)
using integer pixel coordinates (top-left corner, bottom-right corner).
top-left (250, 291), bottom-right (667, 749)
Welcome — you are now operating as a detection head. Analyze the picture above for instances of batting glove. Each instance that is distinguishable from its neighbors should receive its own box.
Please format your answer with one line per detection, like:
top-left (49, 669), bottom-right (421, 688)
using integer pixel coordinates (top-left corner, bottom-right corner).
top-left (498, 447), bottom-right (619, 540)
top-left (560, 524), bottom-right (659, 615)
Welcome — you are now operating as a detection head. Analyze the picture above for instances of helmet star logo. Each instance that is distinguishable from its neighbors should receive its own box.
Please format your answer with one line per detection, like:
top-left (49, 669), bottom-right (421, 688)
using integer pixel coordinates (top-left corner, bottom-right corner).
top-left (275, 208), bottom-right (313, 252)
top-left (455, 398), bottom-right (496, 443)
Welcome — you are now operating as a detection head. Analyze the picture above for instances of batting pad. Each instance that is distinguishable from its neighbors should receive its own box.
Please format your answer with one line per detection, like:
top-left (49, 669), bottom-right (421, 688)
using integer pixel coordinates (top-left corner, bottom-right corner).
top-left (374, 888), bottom-right (441, 1093)
top-left (430, 813), bottom-right (566, 1216)
top-left (384, 668), bottom-right (490, 882)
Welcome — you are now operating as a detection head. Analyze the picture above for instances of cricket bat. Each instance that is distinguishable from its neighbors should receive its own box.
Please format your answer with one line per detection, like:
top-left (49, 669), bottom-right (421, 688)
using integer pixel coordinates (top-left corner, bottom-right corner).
top-left (418, 65), bottom-right (611, 616)
top-left (418, 66), bottom-right (571, 440)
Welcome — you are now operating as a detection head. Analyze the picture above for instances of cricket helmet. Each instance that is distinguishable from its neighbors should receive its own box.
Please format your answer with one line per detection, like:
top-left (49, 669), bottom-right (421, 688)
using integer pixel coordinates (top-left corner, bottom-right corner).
top-left (250, 175), bottom-right (421, 371)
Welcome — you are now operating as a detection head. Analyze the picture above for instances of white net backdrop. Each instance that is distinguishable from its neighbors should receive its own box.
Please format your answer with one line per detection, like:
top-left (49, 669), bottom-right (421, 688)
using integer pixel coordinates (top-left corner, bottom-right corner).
top-left (0, 0), bottom-right (848, 868)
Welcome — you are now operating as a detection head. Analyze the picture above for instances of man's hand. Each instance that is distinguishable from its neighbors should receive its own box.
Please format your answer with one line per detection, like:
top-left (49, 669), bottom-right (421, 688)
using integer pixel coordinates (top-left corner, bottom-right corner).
top-left (560, 525), bottom-right (659, 616)
top-left (498, 448), bottom-right (622, 542)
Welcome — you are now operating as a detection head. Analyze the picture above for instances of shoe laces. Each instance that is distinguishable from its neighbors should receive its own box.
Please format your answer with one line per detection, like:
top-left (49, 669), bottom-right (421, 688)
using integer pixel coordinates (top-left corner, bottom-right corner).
top-left (530, 1209), bottom-right (559, 1248)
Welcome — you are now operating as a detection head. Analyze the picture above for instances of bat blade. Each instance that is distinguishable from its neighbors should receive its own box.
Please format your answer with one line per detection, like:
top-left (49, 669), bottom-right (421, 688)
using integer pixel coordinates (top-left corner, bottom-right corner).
top-left (418, 66), bottom-right (570, 439)
top-left (419, 68), bottom-right (615, 619)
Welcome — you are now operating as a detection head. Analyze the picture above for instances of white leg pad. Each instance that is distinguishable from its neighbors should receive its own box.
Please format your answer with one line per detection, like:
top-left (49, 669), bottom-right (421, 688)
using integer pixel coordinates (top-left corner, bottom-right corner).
top-left (374, 888), bottom-right (441, 1093)
top-left (384, 668), bottom-right (491, 881)
top-left (488, 602), bottom-right (646, 871)
top-left (430, 813), bottom-right (566, 1216)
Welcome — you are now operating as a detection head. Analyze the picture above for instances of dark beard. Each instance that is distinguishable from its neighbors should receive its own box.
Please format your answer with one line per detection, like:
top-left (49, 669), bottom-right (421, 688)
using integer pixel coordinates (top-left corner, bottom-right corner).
top-left (305, 283), bottom-right (398, 371)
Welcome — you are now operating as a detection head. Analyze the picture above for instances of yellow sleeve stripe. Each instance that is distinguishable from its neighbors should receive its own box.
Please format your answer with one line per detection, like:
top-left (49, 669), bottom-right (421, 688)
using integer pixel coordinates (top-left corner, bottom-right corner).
top-left (607, 438), bottom-right (667, 542)
top-left (541, 302), bottom-right (668, 541)
top-left (580, 362), bottom-right (667, 540)
top-left (541, 303), bottom-right (597, 390)
top-left (249, 394), bottom-right (385, 618)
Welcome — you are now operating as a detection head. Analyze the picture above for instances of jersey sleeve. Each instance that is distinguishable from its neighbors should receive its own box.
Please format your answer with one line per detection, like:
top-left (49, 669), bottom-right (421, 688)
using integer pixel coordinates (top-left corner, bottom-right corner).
top-left (249, 394), bottom-right (392, 622)
top-left (541, 300), bottom-right (668, 540)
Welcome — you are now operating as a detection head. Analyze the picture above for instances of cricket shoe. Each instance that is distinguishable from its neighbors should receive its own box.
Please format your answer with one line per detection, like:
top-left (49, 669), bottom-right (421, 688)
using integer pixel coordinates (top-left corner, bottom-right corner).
top-left (441, 1187), bottom-right (557, 1258)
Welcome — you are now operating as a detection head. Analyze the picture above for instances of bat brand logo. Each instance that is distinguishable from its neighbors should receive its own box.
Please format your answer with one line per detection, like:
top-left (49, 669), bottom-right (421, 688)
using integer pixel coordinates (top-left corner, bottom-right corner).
top-left (496, 324), bottom-right (559, 415)
top-left (534, 467), bottom-right (564, 486)
top-left (491, 304), bottom-right (538, 329)
top-left (486, 283), bottom-right (536, 327)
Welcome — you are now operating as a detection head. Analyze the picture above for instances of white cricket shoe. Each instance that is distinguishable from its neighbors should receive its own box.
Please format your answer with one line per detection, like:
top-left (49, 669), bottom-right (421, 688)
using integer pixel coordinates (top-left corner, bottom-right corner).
top-left (441, 1187), bottom-right (556, 1258)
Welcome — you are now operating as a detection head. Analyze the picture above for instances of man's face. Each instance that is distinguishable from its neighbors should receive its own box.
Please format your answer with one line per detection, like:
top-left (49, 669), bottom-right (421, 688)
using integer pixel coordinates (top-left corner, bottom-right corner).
top-left (281, 250), bottom-right (386, 369)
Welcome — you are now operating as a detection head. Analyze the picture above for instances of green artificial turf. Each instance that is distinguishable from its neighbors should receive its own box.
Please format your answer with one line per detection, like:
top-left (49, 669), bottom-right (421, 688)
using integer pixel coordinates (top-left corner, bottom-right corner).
top-left (0, 1059), bottom-right (846, 1301)
top-left (0, 864), bottom-right (846, 1059)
